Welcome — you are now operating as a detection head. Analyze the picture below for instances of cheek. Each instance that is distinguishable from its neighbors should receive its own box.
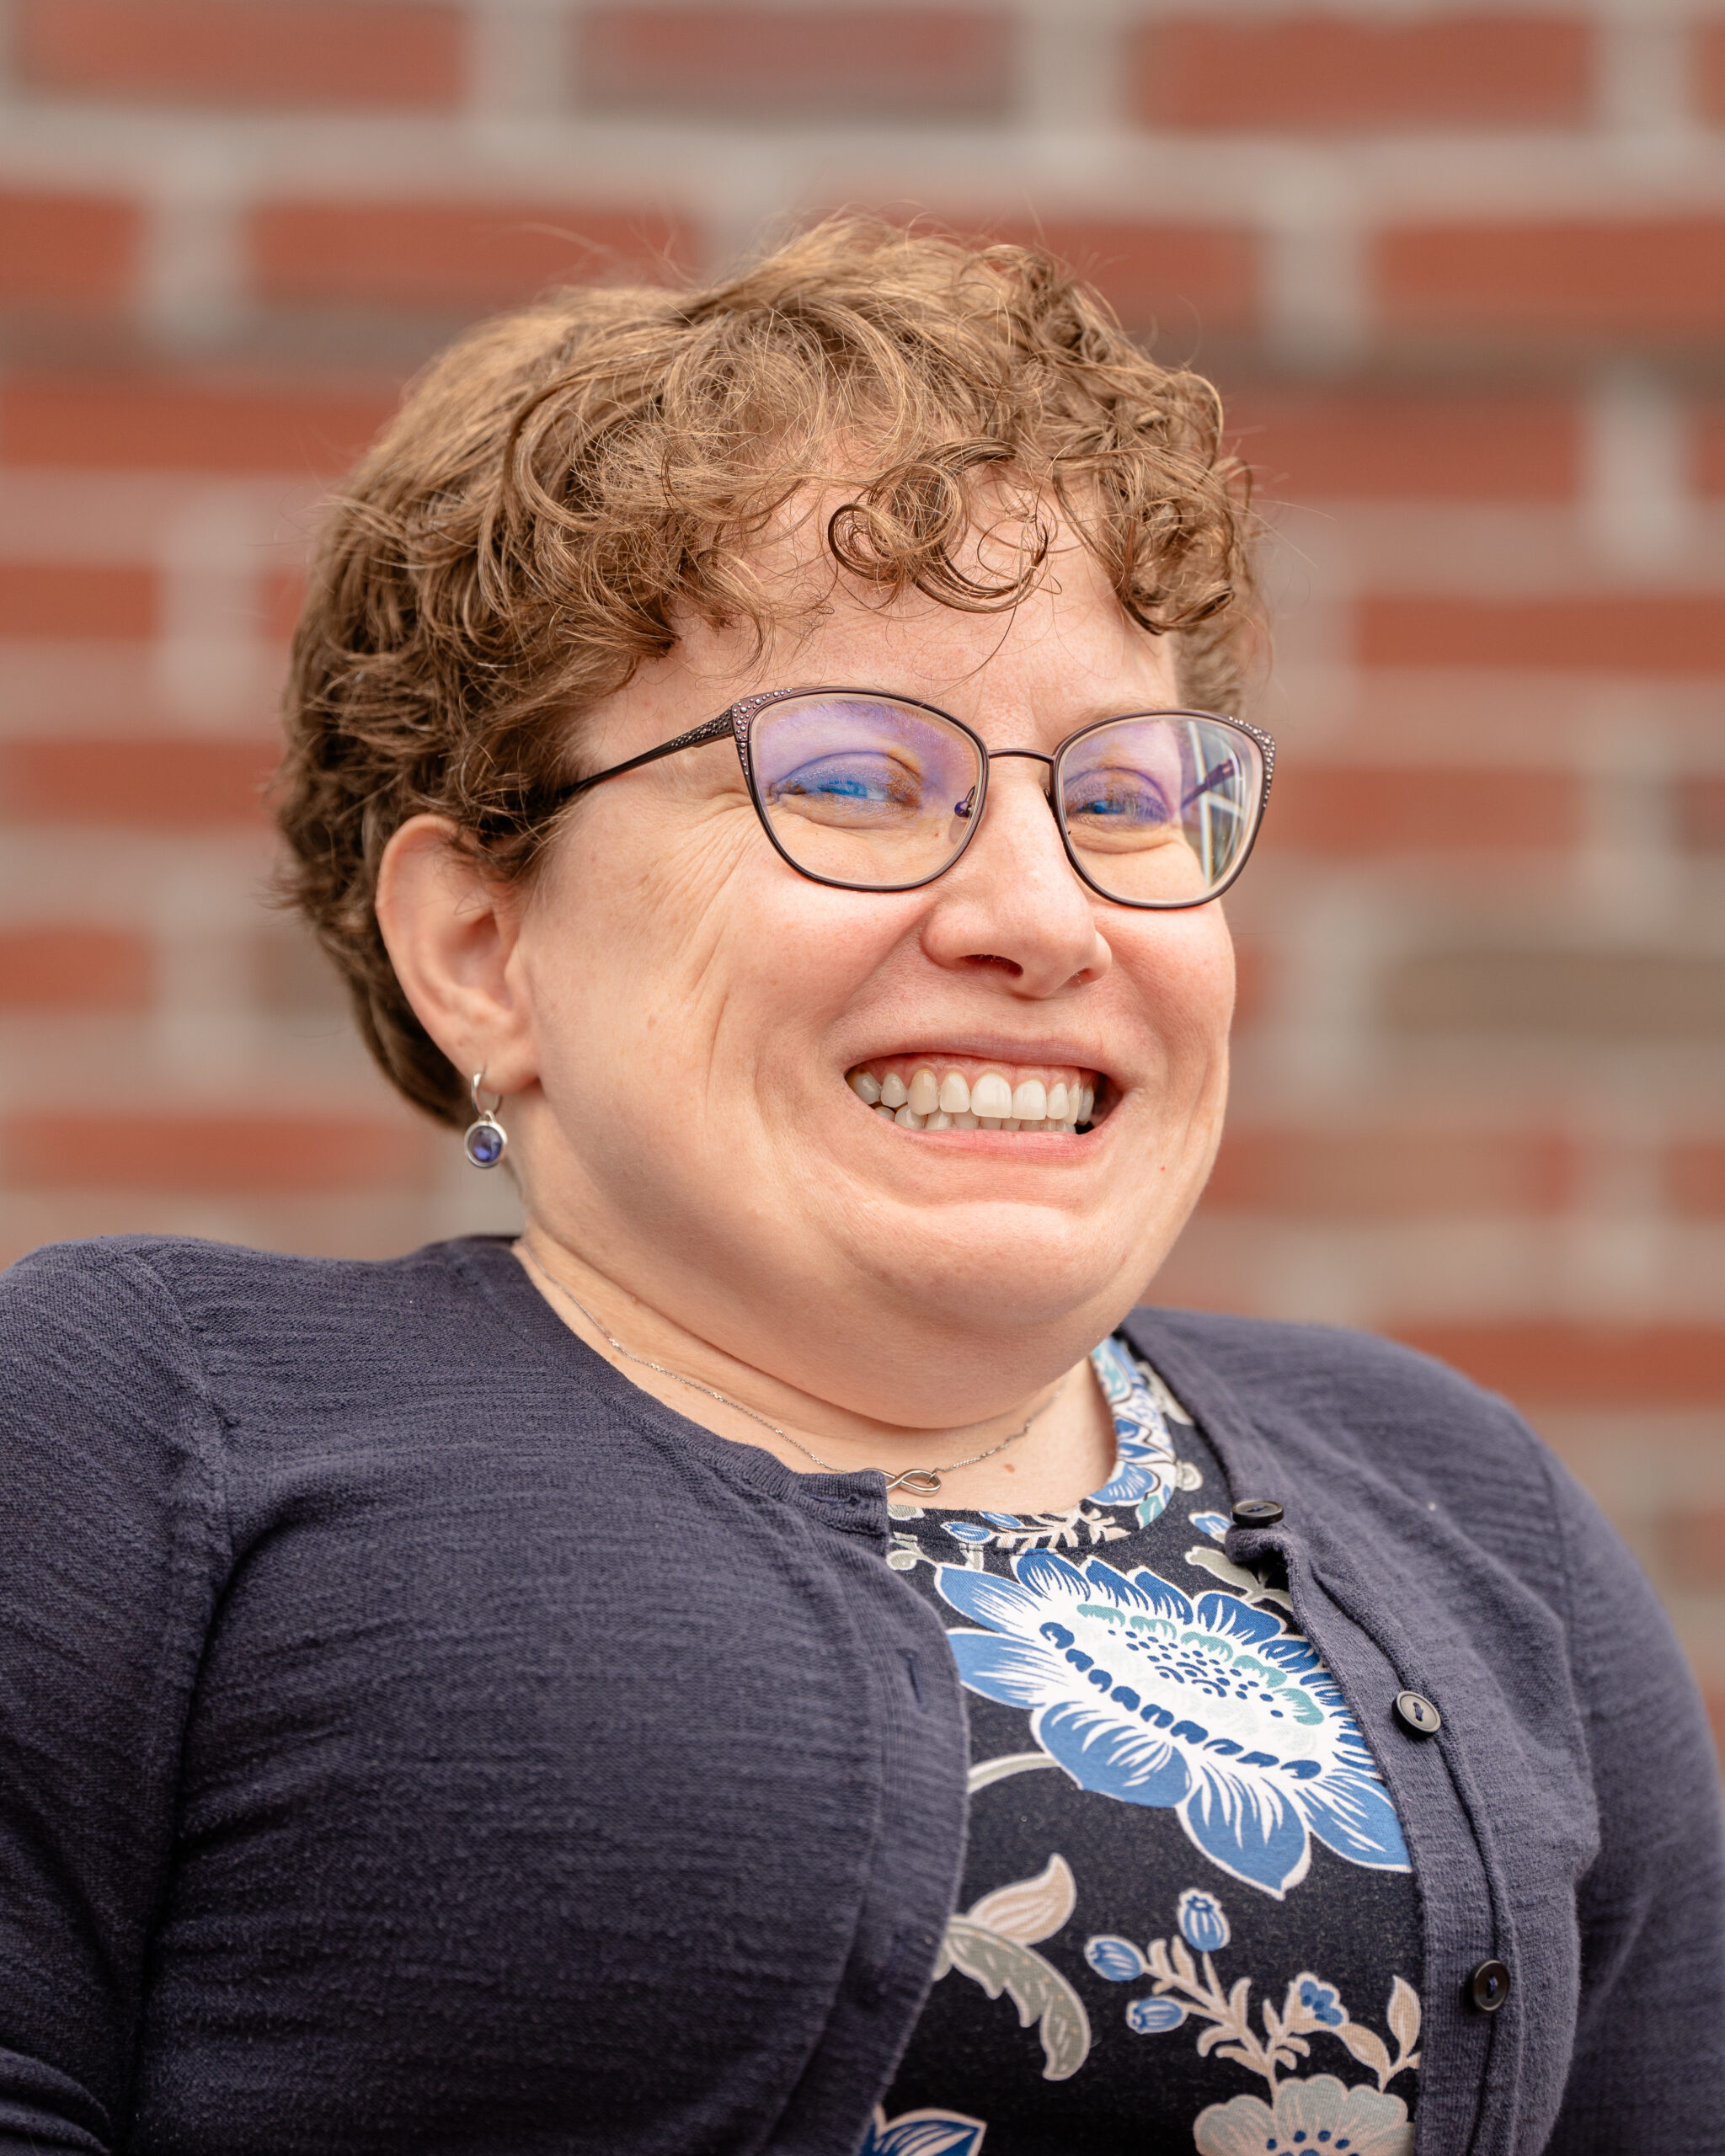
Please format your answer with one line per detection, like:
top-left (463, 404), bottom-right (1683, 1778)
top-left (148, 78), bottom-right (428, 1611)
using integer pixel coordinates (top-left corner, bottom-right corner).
top-left (1119, 910), bottom-right (1236, 1069)
top-left (521, 814), bottom-right (906, 1099)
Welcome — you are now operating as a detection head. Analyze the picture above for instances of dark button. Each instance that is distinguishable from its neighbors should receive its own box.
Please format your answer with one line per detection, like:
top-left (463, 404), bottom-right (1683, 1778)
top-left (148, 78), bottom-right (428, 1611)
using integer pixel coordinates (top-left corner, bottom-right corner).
top-left (1469, 1959), bottom-right (1511, 2013)
top-left (1393, 1689), bottom-right (1442, 1737)
top-left (1231, 1498), bottom-right (1284, 1528)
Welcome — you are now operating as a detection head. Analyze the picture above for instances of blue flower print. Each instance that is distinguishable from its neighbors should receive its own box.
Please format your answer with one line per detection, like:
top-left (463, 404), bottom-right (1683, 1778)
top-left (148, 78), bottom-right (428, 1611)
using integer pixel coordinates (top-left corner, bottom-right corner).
top-left (937, 1551), bottom-right (1410, 1898)
top-left (859, 2107), bottom-right (987, 2156)
top-left (1298, 1976), bottom-right (1346, 2027)
top-left (1191, 1511), bottom-right (1232, 1542)
top-left (1088, 1337), bottom-right (1183, 1524)
top-left (1177, 1887), bottom-right (1231, 1954)
top-left (1124, 1994), bottom-right (1187, 2034)
top-left (1084, 1935), bottom-right (1147, 1983)
top-left (943, 1520), bottom-right (995, 1547)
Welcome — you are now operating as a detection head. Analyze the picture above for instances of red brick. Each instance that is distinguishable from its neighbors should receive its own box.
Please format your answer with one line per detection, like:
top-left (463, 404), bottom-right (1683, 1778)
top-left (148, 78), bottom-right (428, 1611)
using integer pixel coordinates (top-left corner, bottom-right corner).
top-left (1203, 1127), bottom-right (1575, 1219)
top-left (1264, 763), bottom-right (1579, 855)
top-left (15, 0), bottom-right (463, 109)
top-left (252, 200), bottom-right (691, 312)
top-left (991, 218), bottom-right (1258, 334)
top-left (1384, 948), bottom-right (1725, 1043)
top-left (1662, 1508), bottom-right (1725, 1591)
top-left (580, 6), bottom-right (1012, 119)
top-left (1231, 937), bottom-right (1268, 1029)
top-left (1696, 406), bottom-right (1725, 495)
top-left (0, 189), bottom-right (139, 308)
top-left (0, 563), bottom-right (155, 639)
top-left (263, 567), bottom-right (307, 647)
top-left (1678, 776), bottom-right (1725, 854)
top-left (1668, 1143), bottom-right (1725, 1219)
top-left (1233, 389), bottom-right (1578, 502)
top-left (0, 376), bottom-right (396, 474)
top-left (1699, 19), bottom-right (1725, 124)
top-left (0, 739), bottom-right (277, 827)
top-left (0, 926), bottom-right (151, 1011)
top-left (1391, 1322), bottom-right (1725, 1407)
top-left (1359, 595), bottom-right (1725, 675)
top-left (2, 1110), bottom-right (432, 1193)
top-left (1377, 219), bottom-right (1725, 339)
top-left (1134, 13), bottom-right (1591, 132)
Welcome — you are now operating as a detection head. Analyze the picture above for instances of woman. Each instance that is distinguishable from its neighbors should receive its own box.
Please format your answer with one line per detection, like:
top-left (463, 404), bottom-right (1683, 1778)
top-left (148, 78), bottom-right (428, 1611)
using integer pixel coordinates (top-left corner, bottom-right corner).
top-left (1, 220), bottom-right (1717, 2156)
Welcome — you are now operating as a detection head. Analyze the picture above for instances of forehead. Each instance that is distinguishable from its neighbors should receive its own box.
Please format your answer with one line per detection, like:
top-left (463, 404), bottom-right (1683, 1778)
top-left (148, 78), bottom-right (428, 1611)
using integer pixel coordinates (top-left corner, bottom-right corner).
top-left (681, 510), bottom-right (1183, 736)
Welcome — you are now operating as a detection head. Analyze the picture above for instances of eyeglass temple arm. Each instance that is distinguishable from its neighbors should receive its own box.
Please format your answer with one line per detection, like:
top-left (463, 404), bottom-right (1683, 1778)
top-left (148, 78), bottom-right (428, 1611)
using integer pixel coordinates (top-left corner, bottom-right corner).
top-left (553, 711), bottom-right (738, 803)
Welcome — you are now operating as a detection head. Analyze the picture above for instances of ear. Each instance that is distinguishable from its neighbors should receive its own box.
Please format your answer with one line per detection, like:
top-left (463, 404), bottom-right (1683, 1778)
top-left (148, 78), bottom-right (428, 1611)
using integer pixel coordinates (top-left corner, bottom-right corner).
top-left (374, 815), bottom-right (539, 1096)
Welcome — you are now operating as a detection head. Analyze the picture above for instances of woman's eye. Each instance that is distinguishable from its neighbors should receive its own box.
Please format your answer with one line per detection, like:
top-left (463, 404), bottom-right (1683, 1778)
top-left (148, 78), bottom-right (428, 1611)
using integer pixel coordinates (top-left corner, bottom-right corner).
top-left (793, 772), bottom-right (869, 800)
top-left (1064, 771), bottom-right (1174, 825)
top-left (769, 755), bottom-right (920, 811)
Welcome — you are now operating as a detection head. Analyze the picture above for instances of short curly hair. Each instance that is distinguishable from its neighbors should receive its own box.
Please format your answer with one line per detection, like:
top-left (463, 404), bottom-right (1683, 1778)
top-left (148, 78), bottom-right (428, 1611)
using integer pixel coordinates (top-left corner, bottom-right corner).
top-left (275, 214), bottom-right (1258, 1128)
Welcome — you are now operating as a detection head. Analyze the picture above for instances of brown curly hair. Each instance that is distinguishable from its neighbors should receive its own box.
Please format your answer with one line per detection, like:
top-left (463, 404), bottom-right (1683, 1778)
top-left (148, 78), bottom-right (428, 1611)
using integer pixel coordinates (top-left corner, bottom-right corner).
top-left (275, 214), bottom-right (1258, 1128)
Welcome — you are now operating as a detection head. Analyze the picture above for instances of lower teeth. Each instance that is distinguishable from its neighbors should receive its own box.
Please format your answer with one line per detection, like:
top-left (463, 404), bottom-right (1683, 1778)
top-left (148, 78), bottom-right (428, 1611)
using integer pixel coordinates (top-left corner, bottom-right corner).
top-left (875, 1106), bottom-right (1088, 1134)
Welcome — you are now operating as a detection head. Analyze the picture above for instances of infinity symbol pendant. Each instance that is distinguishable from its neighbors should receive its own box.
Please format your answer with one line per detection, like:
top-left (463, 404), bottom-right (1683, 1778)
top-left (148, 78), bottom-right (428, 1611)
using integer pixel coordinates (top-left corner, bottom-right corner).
top-left (883, 1468), bottom-right (944, 1497)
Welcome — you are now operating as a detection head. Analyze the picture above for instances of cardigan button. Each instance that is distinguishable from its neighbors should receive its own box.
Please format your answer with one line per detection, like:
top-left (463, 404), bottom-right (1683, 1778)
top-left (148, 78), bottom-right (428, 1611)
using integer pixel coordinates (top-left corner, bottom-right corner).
top-left (1393, 1690), bottom-right (1442, 1737)
top-left (1231, 1498), bottom-right (1284, 1528)
top-left (1469, 1959), bottom-right (1512, 2013)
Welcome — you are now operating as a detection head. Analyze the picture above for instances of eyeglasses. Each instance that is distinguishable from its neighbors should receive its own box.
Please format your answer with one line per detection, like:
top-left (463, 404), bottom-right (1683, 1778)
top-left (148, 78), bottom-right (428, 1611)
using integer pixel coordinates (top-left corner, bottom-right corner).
top-left (555, 688), bottom-right (1275, 909)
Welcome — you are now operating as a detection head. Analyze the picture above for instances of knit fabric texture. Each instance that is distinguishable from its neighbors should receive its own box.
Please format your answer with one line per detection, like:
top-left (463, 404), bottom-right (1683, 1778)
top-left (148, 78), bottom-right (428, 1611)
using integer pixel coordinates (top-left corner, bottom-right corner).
top-left (0, 1234), bottom-right (1718, 2155)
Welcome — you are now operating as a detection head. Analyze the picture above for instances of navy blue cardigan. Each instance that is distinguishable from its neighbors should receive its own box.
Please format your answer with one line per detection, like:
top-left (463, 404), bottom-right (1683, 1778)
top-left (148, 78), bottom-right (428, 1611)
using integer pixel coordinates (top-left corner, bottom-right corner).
top-left (0, 1234), bottom-right (1718, 2154)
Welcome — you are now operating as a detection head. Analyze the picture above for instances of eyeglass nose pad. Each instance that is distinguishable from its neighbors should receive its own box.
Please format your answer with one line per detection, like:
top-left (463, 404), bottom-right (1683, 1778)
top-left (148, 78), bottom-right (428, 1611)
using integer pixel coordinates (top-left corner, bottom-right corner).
top-left (953, 786), bottom-right (977, 820)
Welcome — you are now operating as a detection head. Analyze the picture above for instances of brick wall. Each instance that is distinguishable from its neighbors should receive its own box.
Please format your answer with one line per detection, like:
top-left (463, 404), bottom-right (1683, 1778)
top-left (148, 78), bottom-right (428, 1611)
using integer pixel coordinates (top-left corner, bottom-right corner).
top-left (2, 0), bottom-right (1721, 1732)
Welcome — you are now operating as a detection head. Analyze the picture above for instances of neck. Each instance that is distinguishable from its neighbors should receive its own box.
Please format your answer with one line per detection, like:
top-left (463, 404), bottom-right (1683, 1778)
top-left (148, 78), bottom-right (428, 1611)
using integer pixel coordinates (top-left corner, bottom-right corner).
top-left (514, 1224), bottom-right (1119, 1507)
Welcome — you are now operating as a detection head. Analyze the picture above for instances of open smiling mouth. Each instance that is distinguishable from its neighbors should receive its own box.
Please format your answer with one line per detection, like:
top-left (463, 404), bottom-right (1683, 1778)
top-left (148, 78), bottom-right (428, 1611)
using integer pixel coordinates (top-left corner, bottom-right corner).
top-left (843, 1057), bottom-right (1105, 1136)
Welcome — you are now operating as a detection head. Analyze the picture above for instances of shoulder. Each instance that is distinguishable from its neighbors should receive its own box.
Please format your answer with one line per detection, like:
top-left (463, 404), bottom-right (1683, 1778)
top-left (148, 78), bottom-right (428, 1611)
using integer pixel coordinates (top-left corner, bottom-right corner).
top-left (3, 1230), bottom-right (489, 1313)
top-left (1126, 1303), bottom-right (1532, 1456)
top-left (1, 1234), bottom-right (209, 1385)
top-left (3, 1231), bottom-right (451, 1333)
top-left (1, 1234), bottom-right (499, 1409)
top-left (1124, 1303), bottom-right (1562, 1565)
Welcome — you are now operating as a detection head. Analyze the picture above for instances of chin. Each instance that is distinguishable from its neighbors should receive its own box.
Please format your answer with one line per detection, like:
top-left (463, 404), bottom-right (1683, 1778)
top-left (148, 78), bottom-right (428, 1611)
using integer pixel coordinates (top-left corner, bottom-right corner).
top-left (860, 1198), bottom-right (1164, 1341)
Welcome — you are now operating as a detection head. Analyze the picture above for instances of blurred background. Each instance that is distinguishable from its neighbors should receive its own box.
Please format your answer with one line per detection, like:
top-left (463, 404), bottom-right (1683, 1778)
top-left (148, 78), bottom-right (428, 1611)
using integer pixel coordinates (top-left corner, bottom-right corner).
top-left (0, 0), bottom-right (1720, 1732)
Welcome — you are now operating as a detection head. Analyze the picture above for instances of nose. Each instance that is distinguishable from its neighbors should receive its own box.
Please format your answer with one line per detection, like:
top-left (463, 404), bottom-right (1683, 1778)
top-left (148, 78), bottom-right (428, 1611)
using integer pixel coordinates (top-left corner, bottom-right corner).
top-left (919, 754), bottom-right (1112, 995)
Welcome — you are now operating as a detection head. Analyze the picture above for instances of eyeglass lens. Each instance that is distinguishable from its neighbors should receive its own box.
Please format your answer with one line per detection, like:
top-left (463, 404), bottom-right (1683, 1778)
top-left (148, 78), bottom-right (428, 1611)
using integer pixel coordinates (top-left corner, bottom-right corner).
top-left (747, 694), bottom-right (1263, 905)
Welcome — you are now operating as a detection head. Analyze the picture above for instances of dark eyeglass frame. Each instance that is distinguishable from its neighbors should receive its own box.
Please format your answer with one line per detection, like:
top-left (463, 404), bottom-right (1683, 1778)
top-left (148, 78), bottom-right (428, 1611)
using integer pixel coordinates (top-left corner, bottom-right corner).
top-left (552, 686), bottom-right (1277, 910)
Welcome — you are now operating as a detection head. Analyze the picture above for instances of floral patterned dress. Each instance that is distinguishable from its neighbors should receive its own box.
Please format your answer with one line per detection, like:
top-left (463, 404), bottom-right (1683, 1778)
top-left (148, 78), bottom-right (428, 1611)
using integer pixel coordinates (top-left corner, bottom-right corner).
top-left (866, 1338), bottom-right (1423, 2156)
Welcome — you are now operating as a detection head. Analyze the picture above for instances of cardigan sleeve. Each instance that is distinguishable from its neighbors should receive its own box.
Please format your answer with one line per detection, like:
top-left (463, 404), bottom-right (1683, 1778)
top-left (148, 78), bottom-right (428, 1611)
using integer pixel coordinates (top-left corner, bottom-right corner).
top-left (0, 1242), bottom-right (225, 2153)
top-left (1543, 1451), bottom-right (1725, 2156)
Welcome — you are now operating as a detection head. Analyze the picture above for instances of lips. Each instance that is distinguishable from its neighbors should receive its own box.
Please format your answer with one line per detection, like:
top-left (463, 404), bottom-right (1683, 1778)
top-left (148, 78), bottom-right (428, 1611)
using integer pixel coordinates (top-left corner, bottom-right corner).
top-left (845, 1055), bottom-right (1103, 1134)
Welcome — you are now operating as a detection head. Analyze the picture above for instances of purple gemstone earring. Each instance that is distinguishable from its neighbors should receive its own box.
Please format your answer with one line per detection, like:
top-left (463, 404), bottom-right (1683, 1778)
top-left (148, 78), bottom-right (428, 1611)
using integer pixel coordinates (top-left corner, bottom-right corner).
top-left (462, 1070), bottom-right (508, 1170)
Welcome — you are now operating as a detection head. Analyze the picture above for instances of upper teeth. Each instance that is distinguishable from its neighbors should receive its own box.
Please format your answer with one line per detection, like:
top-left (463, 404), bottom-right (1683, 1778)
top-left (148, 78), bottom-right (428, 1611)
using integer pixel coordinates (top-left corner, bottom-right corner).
top-left (846, 1062), bottom-right (1099, 1134)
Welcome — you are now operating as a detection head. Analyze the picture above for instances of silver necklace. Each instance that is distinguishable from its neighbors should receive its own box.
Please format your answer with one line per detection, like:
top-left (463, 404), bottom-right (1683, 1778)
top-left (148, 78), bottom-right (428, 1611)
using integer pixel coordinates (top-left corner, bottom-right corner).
top-left (521, 1245), bottom-right (1065, 1497)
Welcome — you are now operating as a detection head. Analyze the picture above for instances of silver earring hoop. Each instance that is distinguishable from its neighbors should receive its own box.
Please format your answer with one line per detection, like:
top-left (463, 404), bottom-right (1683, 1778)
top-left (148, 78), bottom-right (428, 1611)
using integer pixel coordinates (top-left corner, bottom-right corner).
top-left (462, 1071), bottom-right (508, 1170)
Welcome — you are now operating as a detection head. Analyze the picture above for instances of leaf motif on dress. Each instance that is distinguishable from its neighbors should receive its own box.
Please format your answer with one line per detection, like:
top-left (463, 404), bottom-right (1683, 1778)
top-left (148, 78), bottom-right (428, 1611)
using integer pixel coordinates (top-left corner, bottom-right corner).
top-left (966, 1854), bottom-right (1075, 1945)
top-left (1337, 2020), bottom-right (1393, 2084)
top-left (859, 2106), bottom-right (988, 2156)
top-left (1183, 1543), bottom-right (1295, 1613)
top-left (1387, 1974), bottom-right (1420, 2057)
top-left (1114, 1890), bottom-right (1424, 2107)
top-left (941, 1916), bottom-right (1092, 2081)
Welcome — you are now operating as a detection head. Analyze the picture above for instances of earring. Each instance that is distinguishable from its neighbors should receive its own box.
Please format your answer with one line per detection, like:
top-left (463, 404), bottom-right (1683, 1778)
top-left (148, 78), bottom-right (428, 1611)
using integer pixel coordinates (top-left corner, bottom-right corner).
top-left (462, 1071), bottom-right (508, 1169)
